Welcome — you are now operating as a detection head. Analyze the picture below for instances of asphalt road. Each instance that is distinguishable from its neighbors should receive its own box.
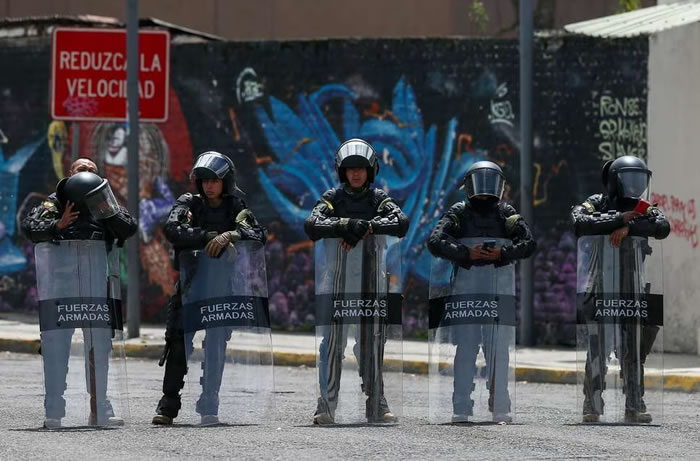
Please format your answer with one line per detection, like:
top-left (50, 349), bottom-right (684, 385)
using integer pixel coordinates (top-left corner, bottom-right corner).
top-left (2, 351), bottom-right (700, 460)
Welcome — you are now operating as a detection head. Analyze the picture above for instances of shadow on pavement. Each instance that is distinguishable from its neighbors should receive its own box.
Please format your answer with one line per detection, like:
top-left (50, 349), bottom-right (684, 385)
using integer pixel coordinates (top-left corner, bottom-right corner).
top-left (10, 426), bottom-right (121, 432)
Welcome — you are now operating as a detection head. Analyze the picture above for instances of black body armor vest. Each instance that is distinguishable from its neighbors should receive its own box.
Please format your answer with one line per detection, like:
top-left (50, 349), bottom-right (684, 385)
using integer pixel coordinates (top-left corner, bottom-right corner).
top-left (196, 199), bottom-right (236, 234)
top-left (332, 188), bottom-right (377, 220)
top-left (457, 201), bottom-right (507, 239)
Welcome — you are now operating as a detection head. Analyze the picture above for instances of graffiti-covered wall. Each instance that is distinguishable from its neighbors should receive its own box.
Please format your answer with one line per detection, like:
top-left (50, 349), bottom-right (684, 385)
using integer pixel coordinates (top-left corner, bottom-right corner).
top-left (0, 35), bottom-right (648, 344)
top-left (648, 23), bottom-right (700, 353)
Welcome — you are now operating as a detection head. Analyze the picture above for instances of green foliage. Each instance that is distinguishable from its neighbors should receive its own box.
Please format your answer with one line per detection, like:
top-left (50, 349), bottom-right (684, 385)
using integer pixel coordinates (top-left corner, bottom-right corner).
top-left (469, 0), bottom-right (490, 33)
top-left (617, 0), bottom-right (642, 13)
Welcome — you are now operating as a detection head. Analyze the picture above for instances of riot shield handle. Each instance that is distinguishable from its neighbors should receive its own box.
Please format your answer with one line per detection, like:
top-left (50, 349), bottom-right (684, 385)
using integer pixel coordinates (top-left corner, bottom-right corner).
top-left (158, 342), bottom-right (170, 367)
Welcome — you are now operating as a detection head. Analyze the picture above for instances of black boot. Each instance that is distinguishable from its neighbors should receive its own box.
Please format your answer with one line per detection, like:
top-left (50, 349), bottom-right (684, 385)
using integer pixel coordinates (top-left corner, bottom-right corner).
top-left (313, 397), bottom-right (335, 425)
top-left (366, 395), bottom-right (397, 423)
top-left (153, 394), bottom-right (181, 425)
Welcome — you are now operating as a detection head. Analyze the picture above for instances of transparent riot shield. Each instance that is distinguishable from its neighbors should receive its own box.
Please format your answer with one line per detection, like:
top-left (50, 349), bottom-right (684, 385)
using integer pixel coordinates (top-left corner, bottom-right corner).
top-left (179, 241), bottom-right (273, 426)
top-left (314, 236), bottom-right (403, 425)
top-left (576, 235), bottom-right (664, 424)
top-left (35, 240), bottom-right (128, 428)
top-left (428, 237), bottom-right (516, 424)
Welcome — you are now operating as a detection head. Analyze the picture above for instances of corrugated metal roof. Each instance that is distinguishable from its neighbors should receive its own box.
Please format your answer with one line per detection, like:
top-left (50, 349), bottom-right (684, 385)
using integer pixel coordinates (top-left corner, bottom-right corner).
top-left (0, 15), bottom-right (224, 42)
top-left (565, 1), bottom-right (700, 37)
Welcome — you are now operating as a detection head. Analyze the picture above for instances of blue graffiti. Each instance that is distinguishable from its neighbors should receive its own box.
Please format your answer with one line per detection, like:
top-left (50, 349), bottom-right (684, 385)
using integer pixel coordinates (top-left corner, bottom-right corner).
top-left (255, 77), bottom-right (485, 280)
top-left (139, 176), bottom-right (176, 243)
top-left (0, 137), bottom-right (44, 274)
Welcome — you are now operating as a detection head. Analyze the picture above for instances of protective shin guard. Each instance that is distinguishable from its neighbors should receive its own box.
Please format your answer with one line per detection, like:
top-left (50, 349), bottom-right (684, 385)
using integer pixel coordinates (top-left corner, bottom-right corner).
top-left (583, 325), bottom-right (608, 415)
top-left (621, 323), bottom-right (646, 412)
top-left (41, 330), bottom-right (72, 419)
top-left (84, 328), bottom-right (114, 423)
top-left (157, 336), bottom-right (187, 418)
top-left (196, 329), bottom-right (229, 416)
top-left (484, 326), bottom-right (511, 415)
top-left (324, 322), bottom-right (345, 411)
top-left (360, 320), bottom-right (385, 418)
top-left (452, 334), bottom-right (480, 415)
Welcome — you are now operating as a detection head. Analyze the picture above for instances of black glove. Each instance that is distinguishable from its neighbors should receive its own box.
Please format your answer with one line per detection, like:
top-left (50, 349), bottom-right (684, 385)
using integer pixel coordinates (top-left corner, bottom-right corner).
top-left (454, 252), bottom-right (472, 270)
top-left (349, 219), bottom-right (370, 237)
top-left (343, 219), bottom-right (370, 246)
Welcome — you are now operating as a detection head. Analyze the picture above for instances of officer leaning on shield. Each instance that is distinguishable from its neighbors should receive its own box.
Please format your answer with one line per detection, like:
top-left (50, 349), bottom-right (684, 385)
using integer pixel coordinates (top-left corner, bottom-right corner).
top-left (152, 151), bottom-right (267, 426)
top-left (304, 139), bottom-right (409, 425)
top-left (572, 156), bottom-right (669, 424)
top-left (22, 142), bottom-right (672, 428)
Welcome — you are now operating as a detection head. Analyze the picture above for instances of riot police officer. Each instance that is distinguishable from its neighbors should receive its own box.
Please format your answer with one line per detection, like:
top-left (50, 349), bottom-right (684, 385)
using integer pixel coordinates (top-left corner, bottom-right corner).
top-left (305, 138), bottom-right (409, 424)
top-left (427, 161), bottom-right (535, 422)
top-left (152, 151), bottom-right (266, 425)
top-left (572, 155), bottom-right (669, 423)
top-left (22, 158), bottom-right (137, 428)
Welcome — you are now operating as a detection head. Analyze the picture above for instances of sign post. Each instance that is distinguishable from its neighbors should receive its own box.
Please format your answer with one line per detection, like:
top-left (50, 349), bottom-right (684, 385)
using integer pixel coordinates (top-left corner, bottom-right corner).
top-left (126, 1), bottom-right (141, 339)
top-left (51, 25), bottom-right (169, 337)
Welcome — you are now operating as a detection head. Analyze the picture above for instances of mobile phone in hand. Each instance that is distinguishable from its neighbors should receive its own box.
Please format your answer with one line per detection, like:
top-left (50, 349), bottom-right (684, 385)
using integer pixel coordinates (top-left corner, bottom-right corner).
top-left (633, 199), bottom-right (651, 214)
top-left (482, 240), bottom-right (496, 250)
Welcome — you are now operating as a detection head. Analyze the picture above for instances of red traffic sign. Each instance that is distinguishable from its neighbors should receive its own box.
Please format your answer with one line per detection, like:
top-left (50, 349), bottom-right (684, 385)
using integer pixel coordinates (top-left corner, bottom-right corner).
top-left (51, 27), bottom-right (170, 122)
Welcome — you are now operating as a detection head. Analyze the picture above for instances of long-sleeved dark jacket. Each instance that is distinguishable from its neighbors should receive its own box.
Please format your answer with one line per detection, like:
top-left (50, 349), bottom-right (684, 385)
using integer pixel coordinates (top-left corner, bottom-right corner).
top-left (163, 193), bottom-right (266, 251)
top-left (571, 193), bottom-right (670, 239)
top-left (21, 192), bottom-right (137, 245)
top-left (427, 200), bottom-right (536, 267)
top-left (303, 186), bottom-right (409, 241)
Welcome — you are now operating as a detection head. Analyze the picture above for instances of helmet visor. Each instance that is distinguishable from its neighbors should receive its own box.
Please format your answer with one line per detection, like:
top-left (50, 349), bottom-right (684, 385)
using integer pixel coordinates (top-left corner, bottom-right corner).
top-left (339, 155), bottom-right (371, 169)
top-left (618, 170), bottom-right (650, 199)
top-left (336, 140), bottom-right (376, 169)
top-left (84, 181), bottom-right (120, 219)
top-left (191, 153), bottom-right (231, 180)
top-left (464, 169), bottom-right (505, 199)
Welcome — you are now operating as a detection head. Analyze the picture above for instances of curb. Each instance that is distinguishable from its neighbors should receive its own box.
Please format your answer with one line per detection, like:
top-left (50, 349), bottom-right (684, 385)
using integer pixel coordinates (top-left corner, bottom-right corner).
top-left (0, 338), bottom-right (40, 355)
top-left (516, 366), bottom-right (578, 385)
top-left (2, 337), bottom-right (699, 393)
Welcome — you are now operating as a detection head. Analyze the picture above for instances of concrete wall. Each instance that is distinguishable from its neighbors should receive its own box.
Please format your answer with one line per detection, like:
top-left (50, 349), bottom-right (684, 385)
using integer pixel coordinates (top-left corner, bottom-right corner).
top-left (0, 0), bottom-right (655, 40)
top-left (648, 22), bottom-right (700, 353)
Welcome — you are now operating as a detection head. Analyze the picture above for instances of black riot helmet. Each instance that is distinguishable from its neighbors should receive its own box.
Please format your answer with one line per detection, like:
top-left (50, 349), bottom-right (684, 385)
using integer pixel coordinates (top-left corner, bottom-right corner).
top-left (56, 172), bottom-right (120, 219)
top-left (335, 138), bottom-right (379, 185)
top-left (604, 156), bottom-right (651, 200)
top-left (190, 151), bottom-right (244, 197)
top-left (460, 161), bottom-right (506, 200)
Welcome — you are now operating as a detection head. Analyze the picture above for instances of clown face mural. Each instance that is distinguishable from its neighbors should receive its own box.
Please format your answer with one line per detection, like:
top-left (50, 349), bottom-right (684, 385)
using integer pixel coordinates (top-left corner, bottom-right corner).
top-left (90, 122), bottom-right (178, 313)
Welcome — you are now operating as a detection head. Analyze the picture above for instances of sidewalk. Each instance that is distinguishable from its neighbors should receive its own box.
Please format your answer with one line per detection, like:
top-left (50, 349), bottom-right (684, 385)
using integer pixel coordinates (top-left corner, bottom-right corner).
top-left (3, 317), bottom-right (700, 392)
